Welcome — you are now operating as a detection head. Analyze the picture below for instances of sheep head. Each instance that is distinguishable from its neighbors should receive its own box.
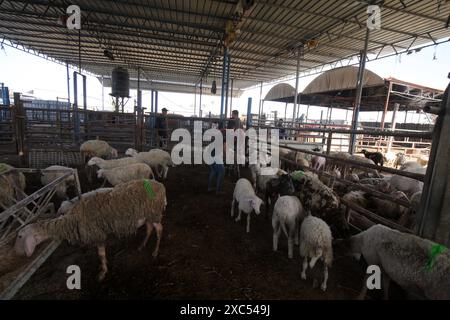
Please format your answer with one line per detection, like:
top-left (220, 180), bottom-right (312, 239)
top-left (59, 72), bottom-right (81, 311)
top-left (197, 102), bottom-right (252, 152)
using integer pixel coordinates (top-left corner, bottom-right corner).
top-left (110, 147), bottom-right (118, 158)
top-left (87, 157), bottom-right (103, 166)
top-left (125, 148), bottom-right (138, 157)
top-left (248, 197), bottom-right (263, 215)
top-left (15, 224), bottom-right (47, 257)
top-left (97, 169), bottom-right (105, 179)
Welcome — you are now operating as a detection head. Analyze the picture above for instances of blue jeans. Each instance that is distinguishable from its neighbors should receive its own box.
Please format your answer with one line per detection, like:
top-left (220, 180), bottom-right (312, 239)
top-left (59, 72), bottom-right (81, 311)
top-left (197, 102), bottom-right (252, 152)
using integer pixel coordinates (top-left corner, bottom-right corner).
top-left (208, 163), bottom-right (224, 192)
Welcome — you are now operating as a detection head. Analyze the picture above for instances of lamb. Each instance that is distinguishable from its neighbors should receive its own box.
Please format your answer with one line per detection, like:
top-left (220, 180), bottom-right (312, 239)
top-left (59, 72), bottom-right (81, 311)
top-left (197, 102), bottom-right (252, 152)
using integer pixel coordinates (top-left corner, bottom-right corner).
top-left (230, 178), bottom-right (263, 233)
top-left (343, 224), bottom-right (450, 299)
top-left (15, 179), bottom-right (167, 281)
top-left (361, 149), bottom-right (384, 166)
top-left (57, 188), bottom-right (113, 215)
top-left (97, 163), bottom-right (154, 186)
top-left (87, 156), bottom-right (140, 170)
top-left (291, 170), bottom-right (347, 234)
top-left (272, 195), bottom-right (306, 258)
top-left (0, 163), bottom-right (26, 208)
top-left (393, 152), bottom-right (406, 169)
top-left (80, 139), bottom-right (118, 161)
top-left (299, 215), bottom-right (333, 291)
top-left (40, 165), bottom-right (75, 199)
top-left (125, 148), bottom-right (174, 179)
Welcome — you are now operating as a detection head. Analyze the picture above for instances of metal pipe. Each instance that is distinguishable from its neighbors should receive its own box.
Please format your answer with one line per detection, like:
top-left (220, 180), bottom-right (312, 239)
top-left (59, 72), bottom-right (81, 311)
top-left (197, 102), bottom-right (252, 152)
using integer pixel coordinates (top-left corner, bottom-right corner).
top-left (230, 78), bottom-right (234, 117)
top-left (293, 47), bottom-right (300, 123)
top-left (199, 78), bottom-right (203, 117)
top-left (194, 84), bottom-right (197, 117)
top-left (137, 67), bottom-right (141, 111)
top-left (66, 62), bottom-right (70, 104)
top-left (380, 81), bottom-right (392, 130)
top-left (246, 97), bottom-right (252, 128)
top-left (258, 81), bottom-right (263, 124)
top-left (349, 28), bottom-right (370, 154)
top-left (101, 75), bottom-right (104, 111)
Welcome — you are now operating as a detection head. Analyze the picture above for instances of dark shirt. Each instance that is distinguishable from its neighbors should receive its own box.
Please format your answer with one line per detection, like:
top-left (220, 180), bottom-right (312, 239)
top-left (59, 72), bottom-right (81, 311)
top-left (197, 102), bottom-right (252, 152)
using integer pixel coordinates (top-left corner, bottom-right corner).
top-left (227, 117), bottom-right (243, 130)
top-left (155, 115), bottom-right (168, 137)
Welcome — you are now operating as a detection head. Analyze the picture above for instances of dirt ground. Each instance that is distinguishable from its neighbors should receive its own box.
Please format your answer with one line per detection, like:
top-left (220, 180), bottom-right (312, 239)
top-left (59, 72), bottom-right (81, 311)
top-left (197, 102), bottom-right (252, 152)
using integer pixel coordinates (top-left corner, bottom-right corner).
top-left (13, 164), bottom-right (369, 300)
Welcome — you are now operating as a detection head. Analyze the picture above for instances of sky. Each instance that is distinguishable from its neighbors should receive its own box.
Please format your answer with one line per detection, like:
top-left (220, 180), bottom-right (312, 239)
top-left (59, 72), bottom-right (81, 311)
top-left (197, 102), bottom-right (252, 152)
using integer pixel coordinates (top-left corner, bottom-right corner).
top-left (1, 40), bottom-right (449, 124)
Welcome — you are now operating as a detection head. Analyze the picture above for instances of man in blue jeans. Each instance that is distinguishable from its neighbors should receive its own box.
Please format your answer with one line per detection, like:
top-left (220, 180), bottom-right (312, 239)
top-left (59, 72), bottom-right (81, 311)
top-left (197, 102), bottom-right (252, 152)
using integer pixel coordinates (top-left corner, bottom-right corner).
top-left (207, 122), bottom-right (226, 195)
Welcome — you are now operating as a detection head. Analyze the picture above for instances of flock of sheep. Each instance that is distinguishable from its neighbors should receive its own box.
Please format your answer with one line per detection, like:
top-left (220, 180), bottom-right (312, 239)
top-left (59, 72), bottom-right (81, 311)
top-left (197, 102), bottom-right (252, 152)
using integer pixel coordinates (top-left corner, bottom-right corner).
top-left (229, 146), bottom-right (449, 299)
top-left (1, 139), bottom-right (449, 299)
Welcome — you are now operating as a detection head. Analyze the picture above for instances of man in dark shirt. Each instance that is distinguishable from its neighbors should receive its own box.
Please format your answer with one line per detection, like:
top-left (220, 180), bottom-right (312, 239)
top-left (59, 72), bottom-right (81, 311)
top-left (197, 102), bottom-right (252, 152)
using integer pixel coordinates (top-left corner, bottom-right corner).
top-left (227, 110), bottom-right (243, 130)
top-left (155, 107), bottom-right (168, 147)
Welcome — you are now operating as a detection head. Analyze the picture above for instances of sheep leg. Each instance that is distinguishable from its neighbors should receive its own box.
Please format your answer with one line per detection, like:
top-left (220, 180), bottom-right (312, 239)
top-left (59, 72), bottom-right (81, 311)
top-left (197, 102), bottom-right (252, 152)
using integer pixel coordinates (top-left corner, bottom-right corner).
top-left (301, 257), bottom-right (308, 280)
top-left (288, 236), bottom-right (294, 259)
top-left (151, 222), bottom-right (163, 258)
top-left (272, 222), bottom-right (281, 251)
top-left (230, 198), bottom-right (235, 218)
top-left (309, 251), bottom-right (321, 268)
top-left (138, 222), bottom-right (154, 251)
top-left (97, 245), bottom-right (108, 282)
top-left (246, 213), bottom-right (251, 233)
top-left (163, 166), bottom-right (169, 179)
top-left (100, 179), bottom-right (107, 188)
top-left (235, 209), bottom-right (242, 222)
top-left (321, 265), bottom-right (328, 291)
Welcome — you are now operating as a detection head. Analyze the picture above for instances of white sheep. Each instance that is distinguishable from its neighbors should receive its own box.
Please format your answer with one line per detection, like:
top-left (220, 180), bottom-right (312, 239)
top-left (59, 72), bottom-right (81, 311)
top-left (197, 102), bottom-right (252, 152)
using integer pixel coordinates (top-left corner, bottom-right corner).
top-left (0, 163), bottom-right (26, 207)
top-left (272, 195), bottom-right (306, 258)
top-left (57, 188), bottom-right (113, 215)
top-left (311, 154), bottom-right (326, 171)
top-left (80, 139), bottom-right (118, 160)
top-left (388, 174), bottom-right (423, 198)
top-left (230, 178), bottom-right (263, 233)
top-left (15, 179), bottom-right (167, 281)
top-left (97, 163), bottom-right (154, 186)
top-left (383, 151), bottom-right (396, 166)
top-left (125, 148), bottom-right (174, 179)
top-left (344, 224), bottom-right (450, 299)
top-left (87, 156), bottom-right (140, 170)
top-left (393, 152), bottom-right (406, 169)
top-left (40, 165), bottom-right (75, 199)
top-left (299, 215), bottom-right (333, 291)
top-left (349, 155), bottom-right (379, 177)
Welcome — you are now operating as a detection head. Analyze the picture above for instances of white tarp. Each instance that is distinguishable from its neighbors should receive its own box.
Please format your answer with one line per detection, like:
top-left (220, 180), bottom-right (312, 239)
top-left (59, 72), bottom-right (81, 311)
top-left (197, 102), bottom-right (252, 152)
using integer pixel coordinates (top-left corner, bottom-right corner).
top-left (302, 66), bottom-right (384, 94)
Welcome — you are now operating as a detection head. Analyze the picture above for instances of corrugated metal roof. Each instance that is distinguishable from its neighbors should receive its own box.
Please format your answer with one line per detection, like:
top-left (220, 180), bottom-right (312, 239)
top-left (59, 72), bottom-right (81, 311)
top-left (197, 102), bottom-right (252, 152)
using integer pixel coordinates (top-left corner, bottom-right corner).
top-left (0, 0), bottom-right (449, 93)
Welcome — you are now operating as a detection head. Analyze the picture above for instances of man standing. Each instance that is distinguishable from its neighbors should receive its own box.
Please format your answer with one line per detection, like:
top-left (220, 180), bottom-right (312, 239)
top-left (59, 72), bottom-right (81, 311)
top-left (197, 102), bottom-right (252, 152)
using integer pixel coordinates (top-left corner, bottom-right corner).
top-left (155, 107), bottom-right (169, 148)
top-left (227, 109), bottom-right (243, 130)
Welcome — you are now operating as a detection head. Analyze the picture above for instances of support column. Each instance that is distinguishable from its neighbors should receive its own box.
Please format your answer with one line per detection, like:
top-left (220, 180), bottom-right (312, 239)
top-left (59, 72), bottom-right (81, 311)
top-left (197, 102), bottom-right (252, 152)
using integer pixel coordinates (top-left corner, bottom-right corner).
top-left (101, 75), bottom-right (104, 111)
top-left (293, 47), bottom-right (301, 124)
top-left (199, 79), bottom-right (203, 118)
top-left (66, 62), bottom-right (71, 104)
top-left (387, 103), bottom-right (399, 152)
top-left (220, 48), bottom-right (230, 120)
top-left (137, 67), bottom-right (142, 111)
top-left (417, 85), bottom-right (450, 245)
top-left (284, 102), bottom-right (288, 121)
top-left (194, 84), bottom-right (197, 117)
top-left (349, 28), bottom-right (370, 154)
top-left (246, 97), bottom-right (252, 128)
top-left (257, 81), bottom-right (263, 126)
top-left (230, 78), bottom-right (234, 117)
top-left (380, 81), bottom-right (392, 130)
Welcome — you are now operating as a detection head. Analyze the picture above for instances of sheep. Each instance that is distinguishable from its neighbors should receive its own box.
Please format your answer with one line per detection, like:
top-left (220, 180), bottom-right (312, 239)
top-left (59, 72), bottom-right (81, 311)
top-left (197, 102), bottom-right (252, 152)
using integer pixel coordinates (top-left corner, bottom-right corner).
top-left (264, 174), bottom-right (295, 216)
top-left (230, 178), bottom-right (263, 233)
top-left (80, 139), bottom-right (118, 161)
top-left (284, 151), bottom-right (309, 171)
top-left (393, 152), bottom-right (406, 169)
top-left (388, 174), bottom-right (423, 198)
top-left (40, 165), bottom-right (75, 199)
top-left (57, 188), bottom-right (113, 215)
top-left (369, 190), bottom-right (411, 220)
top-left (97, 163), bottom-right (154, 186)
top-left (342, 190), bottom-right (368, 223)
top-left (400, 161), bottom-right (426, 174)
top-left (349, 155), bottom-right (380, 177)
top-left (311, 154), bottom-right (326, 171)
top-left (318, 168), bottom-right (341, 187)
top-left (126, 148), bottom-right (174, 179)
top-left (291, 170), bottom-right (347, 234)
top-left (417, 156), bottom-right (429, 167)
top-left (342, 224), bottom-right (450, 299)
top-left (299, 215), bottom-right (333, 292)
top-left (361, 149), bottom-right (384, 166)
top-left (87, 156), bottom-right (140, 170)
top-left (255, 167), bottom-right (287, 196)
top-left (0, 163), bottom-right (26, 208)
top-left (15, 179), bottom-right (167, 281)
top-left (384, 151), bottom-right (396, 166)
top-left (248, 153), bottom-right (272, 188)
top-left (272, 195), bottom-right (306, 258)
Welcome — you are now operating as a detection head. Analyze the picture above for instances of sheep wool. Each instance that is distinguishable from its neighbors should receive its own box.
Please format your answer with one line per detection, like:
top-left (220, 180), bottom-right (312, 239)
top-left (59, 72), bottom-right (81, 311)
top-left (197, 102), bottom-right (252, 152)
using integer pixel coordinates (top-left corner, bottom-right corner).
top-left (0, 163), bottom-right (26, 207)
top-left (98, 163), bottom-right (154, 186)
top-left (80, 139), bottom-right (117, 159)
top-left (35, 179), bottom-right (166, 245)
top-left (87, 156), bottom-right (140, 170)
top-left (40, 165), bottom-right (75, 198)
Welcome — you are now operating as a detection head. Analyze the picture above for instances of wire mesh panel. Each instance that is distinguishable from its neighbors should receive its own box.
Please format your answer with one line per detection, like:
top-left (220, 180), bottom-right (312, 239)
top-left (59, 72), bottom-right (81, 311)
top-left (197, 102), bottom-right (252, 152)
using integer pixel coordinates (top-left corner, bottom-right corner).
top-left (28, 149), bottom-right (84, 169)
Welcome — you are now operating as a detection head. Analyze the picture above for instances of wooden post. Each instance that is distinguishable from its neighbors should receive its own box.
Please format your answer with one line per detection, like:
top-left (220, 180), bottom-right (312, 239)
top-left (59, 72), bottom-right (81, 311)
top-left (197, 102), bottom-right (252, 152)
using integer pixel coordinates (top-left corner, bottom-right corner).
top-left (380, 81), bottom-right (392, 130)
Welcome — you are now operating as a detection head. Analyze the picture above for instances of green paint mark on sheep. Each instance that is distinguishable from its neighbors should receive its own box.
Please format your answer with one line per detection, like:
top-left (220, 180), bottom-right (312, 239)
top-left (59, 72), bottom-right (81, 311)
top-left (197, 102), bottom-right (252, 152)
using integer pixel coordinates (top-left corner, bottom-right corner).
top-left (0, 163), bottom-right (7, 174)
top-left (425, 243), bottom-right (446, 271)
top-left (143, 179), bottom-right (156, 199)
top-left (291, 171), bottom-right (304, 181)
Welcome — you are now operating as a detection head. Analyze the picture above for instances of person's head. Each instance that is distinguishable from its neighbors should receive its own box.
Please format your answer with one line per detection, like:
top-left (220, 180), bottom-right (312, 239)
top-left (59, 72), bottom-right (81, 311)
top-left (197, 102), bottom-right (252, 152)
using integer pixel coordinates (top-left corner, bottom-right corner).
top-left (162, 108), bottom-right (168, 116)
top-left (231, 110), bottom-right (239, 119)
